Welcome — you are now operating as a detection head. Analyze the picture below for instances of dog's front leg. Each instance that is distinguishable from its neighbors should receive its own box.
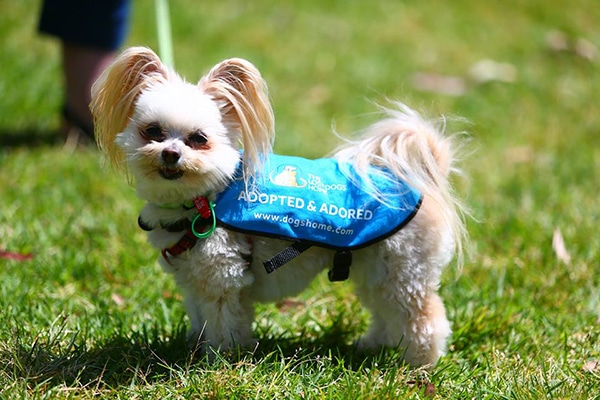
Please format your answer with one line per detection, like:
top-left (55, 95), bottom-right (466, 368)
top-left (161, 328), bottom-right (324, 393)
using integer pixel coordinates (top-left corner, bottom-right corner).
top-left (179, 266), bottom-right (256, 356)
top-left (193, 292), bottom-right (256, 356)
top-left (182, 230), bottom-right (256, 356)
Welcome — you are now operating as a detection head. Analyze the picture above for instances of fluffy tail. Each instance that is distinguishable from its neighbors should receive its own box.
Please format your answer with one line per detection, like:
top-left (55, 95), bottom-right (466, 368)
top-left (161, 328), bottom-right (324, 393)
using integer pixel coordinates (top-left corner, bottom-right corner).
top-left (333, 102), bottom-right (468, 262)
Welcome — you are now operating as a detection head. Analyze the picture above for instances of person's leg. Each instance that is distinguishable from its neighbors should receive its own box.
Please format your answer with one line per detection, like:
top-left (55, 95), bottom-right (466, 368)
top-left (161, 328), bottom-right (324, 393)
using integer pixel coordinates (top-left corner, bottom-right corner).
top-left (39, 0), bottom-right (131, 144)
top-left (61, 44), bottom-right (116, 140)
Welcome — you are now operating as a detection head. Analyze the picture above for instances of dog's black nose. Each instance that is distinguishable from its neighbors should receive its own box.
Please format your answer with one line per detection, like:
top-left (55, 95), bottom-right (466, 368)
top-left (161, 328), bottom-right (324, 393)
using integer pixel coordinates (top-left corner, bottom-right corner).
top-left (162, 148), bottom-right (181, 164)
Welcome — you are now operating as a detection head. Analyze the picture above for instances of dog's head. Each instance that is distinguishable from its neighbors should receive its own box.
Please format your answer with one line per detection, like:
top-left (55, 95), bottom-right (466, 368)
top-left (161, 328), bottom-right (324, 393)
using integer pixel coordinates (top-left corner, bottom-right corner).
top-left (90, 47), bottom-right (274, 204)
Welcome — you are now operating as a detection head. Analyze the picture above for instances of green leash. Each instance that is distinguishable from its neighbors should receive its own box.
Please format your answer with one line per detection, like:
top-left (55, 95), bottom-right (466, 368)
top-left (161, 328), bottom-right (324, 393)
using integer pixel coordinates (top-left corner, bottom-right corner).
top-left (155, 0), bottom-right (174, 68)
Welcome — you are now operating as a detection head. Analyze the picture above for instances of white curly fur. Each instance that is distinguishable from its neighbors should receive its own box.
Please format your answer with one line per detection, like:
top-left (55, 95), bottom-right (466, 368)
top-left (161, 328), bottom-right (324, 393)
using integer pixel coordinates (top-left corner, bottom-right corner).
top-left (91, 46), bottom-right (467, 368)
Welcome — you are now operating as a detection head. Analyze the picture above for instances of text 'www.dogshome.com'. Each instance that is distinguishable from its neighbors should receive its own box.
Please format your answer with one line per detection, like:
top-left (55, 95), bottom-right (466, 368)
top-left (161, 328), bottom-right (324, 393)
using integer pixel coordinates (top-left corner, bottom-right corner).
top-left (252, 212), bottom-right (355, 236)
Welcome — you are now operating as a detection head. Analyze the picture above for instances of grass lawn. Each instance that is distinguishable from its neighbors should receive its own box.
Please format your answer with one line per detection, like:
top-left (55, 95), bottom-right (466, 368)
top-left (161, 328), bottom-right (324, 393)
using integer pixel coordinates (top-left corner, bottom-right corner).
top-left (1, 0), bottom-right (599, 398)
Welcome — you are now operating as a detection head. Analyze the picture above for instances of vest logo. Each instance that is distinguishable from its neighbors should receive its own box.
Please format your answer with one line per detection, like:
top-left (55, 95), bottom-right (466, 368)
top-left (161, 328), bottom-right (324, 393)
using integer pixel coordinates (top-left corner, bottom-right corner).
top-left (270, 165), bottom-right (307, 188)
top-left (270, 164), bottom-right (346, 194)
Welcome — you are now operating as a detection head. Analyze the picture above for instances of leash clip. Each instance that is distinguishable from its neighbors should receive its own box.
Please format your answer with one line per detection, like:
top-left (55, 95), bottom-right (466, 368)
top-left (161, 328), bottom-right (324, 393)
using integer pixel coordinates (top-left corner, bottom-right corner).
top-left (191, 197), bottom-right (216, 239)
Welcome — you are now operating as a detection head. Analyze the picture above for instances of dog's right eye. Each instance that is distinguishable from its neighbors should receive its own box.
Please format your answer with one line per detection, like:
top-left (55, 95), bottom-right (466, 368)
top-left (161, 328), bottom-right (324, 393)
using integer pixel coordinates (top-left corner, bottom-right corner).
top-left (141, 124), bottom-right (166, 142)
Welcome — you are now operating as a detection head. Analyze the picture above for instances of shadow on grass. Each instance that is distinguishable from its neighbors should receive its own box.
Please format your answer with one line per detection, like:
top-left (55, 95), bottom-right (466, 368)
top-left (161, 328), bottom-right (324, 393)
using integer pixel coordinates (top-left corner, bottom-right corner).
top-left (3, 322), bottom-right (192, 389)
top-left (2, 318), bottom-right (409, 390)
top-left (0, 128), bottom-right (64, 148)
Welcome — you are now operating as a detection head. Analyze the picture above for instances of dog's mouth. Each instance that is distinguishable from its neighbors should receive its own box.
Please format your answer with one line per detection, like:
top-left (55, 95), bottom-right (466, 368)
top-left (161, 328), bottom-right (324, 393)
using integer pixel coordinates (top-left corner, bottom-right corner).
top-left (158, 167), bottom-right (184, 180)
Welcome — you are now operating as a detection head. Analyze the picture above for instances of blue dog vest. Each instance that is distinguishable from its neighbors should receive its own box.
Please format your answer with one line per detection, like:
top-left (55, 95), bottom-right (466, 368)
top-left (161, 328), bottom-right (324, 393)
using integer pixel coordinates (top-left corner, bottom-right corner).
top-left (212, 154), bottom-right (422, 280)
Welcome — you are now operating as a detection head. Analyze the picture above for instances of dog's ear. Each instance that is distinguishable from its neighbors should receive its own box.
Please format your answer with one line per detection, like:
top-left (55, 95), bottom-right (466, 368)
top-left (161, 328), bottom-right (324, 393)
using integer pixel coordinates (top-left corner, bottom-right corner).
top-left (199, 58), bottom-right (274, 182)
top-left (91, 46), bottom-right (170, 173)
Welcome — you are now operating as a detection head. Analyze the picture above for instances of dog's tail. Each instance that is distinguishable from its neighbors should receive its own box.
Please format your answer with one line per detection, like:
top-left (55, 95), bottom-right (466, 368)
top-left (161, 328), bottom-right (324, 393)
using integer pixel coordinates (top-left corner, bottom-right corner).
top-left (333, 102), bottom-right (468, 262)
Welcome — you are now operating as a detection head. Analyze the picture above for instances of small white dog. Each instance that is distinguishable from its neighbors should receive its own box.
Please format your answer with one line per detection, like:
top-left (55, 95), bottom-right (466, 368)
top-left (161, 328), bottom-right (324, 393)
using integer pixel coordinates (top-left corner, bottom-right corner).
top-left (91, 47), bottom-right (466, 368)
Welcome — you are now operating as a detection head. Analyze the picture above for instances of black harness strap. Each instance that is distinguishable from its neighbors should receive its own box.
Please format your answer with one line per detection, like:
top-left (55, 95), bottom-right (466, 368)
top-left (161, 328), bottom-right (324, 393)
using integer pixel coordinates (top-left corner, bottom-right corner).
top-left (263, 242), bottom-right (312, 274)
top-left (263, 242), bottom-right (353, 282)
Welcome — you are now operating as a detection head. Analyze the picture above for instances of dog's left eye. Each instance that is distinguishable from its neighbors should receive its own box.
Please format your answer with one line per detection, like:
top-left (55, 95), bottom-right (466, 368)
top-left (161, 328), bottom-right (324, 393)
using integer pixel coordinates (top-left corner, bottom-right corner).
top-left (141, 123), bottom-right (166, 142)
top-left (185, 130), bottom-right (208, 149)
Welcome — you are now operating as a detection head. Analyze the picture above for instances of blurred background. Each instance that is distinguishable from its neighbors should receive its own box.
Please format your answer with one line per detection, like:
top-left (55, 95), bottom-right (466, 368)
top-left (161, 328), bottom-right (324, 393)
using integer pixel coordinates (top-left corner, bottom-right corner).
top-left (3, 1), bottom-right (598, 154)
top-left (0, 0), bottom-right (598, 396)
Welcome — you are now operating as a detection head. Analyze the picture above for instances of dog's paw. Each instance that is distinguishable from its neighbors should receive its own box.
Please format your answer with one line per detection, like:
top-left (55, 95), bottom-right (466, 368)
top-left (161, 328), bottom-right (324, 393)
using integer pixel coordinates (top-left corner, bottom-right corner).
top-left (203, 339), bottom-right (260, 362)
top-left (187, 329), bottom-right (207, 351)
top-left (355, 334), bottom-right (386, 353)
top-left (187, 329), bottom-right (258, 360)
top-left (242, 337), bottom-right (260, 352)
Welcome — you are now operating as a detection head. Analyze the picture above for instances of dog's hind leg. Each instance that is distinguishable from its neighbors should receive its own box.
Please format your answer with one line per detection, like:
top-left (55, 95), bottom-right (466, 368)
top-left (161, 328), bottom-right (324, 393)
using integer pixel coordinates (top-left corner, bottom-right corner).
top-left (355, 281), bottom-right (451, 368)
top-left (352, 229), bottom-right (453, 367)
top-left (401, 291), bottom-right (451, 366)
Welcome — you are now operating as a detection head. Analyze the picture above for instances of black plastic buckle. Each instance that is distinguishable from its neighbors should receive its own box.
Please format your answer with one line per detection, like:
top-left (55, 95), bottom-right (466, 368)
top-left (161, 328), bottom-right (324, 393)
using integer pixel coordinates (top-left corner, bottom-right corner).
top-left (328, 251), bottom-right (352, 282)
